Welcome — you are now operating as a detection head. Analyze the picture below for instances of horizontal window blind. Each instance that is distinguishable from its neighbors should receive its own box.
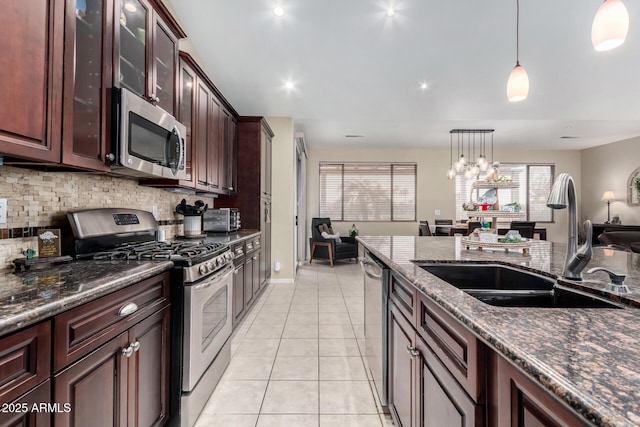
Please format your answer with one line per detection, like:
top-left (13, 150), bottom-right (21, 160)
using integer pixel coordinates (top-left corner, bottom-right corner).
top-left (319, 162), bottom-right (416, 221)
top-left (455, 164), bottom-right (554, 223)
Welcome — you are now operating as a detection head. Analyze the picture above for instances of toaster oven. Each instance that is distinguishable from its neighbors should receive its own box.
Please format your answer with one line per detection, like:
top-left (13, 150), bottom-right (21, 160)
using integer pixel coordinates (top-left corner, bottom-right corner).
top-left (203, 208), bottom-right (240, 232)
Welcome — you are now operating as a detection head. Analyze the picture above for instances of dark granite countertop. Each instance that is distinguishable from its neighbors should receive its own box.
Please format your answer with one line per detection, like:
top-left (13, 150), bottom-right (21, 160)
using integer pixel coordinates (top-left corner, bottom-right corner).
top-left (357, 236), bottom-right (640, 427)
top-left (0, 260), bottom-right (173, 336)
top-left (204, 230), bottom-right (261, 244)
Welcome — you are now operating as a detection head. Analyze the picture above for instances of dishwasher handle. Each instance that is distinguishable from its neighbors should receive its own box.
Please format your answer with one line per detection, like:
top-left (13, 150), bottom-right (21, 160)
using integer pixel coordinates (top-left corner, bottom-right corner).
top-left (361, 257), bottom-right (383, 280)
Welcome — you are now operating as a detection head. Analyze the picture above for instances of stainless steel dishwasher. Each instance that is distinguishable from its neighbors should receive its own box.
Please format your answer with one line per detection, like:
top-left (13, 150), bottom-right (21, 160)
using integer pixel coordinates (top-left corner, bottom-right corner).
top-left (362, 252), bottom-right (390, 411)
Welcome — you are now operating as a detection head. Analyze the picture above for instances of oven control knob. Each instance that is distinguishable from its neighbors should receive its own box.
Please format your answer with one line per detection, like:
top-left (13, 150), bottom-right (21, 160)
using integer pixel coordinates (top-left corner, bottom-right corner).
top-left (215, 257), bottom-right (222, 266)
top-left (199, 264), bottom-right (208, 275)
top-left (225, 252), bottom-right (234, 261)
top-left (206, 261), bottom-right (214, 270)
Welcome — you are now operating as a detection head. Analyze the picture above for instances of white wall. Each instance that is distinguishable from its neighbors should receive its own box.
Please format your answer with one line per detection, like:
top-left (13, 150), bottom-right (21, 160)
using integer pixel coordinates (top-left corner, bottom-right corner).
top-left (266, 117), bottom-right (296, 282)
top-left (580, 136), bottom-right (640, 226)
top-left (306, 146), bottom-right (581, 244)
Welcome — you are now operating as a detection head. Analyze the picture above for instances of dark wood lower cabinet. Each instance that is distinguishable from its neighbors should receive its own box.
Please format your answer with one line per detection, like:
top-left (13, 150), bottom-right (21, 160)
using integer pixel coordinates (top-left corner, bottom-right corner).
top-left (490, 353), bottom-right (591, 427)
top-left (53, 306), bottom-right (170, 426)
top-left (54, 332), bottom-right (129, 426)
top-left (244, 254), bottom-right (255, 308)
top-left (417, 336), bottom-right (483, 427)
top-left (389, 301), bottom-right (416, 427)
top-left (129, 306), bottom-right (171, 427)
top-left (232, 262), bottom-right (246, 326)
top-left (386, 283), bottom-right (592, 427)
top-left (0, 379), bottom-right (52, 427)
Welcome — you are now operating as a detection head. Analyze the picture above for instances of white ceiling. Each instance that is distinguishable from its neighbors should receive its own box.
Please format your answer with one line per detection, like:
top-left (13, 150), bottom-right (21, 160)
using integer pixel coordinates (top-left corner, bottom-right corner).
top-left (165, 0), bottom-right (640, 150)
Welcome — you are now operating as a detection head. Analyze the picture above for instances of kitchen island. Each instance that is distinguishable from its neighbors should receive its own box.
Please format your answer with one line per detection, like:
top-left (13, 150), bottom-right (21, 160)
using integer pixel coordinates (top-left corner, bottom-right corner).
top-left (358, 236), bottom-right (640, 427)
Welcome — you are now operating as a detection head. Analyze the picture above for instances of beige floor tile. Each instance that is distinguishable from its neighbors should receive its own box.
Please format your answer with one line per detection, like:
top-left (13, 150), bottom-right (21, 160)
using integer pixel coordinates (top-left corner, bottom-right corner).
top-left (245, 323), bottom-right (285, 339)
top-left (318, 304), bottom-right (349, 313)
top-left (254, 311), bottom-right (288, 325)
top-left (319, 296), bottom-right (345, 305)
top-left (271, 356), bottom-right (319, 380)
top-left (319, 311), bottom-right (352, 324)
top-left (257, 414), bottom-right (319, 427)
top-left (319, 339), bottom-right (361, 356)
top-left (320, 357), bottom-right (368, 380)
top-left (352, 323), bottom-right (365, 339)
top-left (261, 381), bottom-right (319, 414)
top-left (201, 380), bottom-right (268, 414)
top-left (260, 304), bottom-right (291, 313)
top-left (277, 339), bottom-right (319, 357)
top-left (286, 311), bottom-right (319, 324)
top-left (235, 338), bottom-right (281, 357)
top-left (282, 323), bottom-right (319, 339)
top-left (319, 323), bottom-right (355, 339)
top-left (320, 414), bottom-right (382, 427)
top-left (224, 356), bottom-right (275, 380)
top-left (319, 381), bottom-right (377, 414)
top-left (194, 413), bottom-right (258, 427)
top-left (289, 303), bottom-right (319, 313)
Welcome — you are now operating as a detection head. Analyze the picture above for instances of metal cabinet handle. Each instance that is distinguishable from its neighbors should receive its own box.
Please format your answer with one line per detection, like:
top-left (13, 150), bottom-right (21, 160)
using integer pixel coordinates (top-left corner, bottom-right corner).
top-left (406, 345), bottom-right (419, 358)
top-left (253, 256), bottom-right (258, 260)
top-left (122, 345), bottom-right (133, 358)
top-left (106, 153), bottom-right (115, 162)
top-left (118, 302), bottom-right (138, 317)
top-left (131, 341), bottom-right (141, 352)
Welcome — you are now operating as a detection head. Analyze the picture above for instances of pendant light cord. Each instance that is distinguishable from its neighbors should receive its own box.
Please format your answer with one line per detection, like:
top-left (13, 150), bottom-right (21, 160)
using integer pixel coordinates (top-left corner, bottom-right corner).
top-left (516, 0), bottom-right (520, 65)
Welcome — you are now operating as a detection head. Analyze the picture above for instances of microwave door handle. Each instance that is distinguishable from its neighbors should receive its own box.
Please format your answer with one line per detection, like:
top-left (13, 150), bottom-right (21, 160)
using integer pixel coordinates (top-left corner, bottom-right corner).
top-left (171, 125), bottom-right (184, 174)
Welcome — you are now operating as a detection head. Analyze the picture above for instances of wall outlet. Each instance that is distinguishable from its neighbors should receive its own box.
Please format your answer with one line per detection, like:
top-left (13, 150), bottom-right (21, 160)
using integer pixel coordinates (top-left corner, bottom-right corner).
top-left (152, 205), bottom-right (158, 219)
top-left (0, 199), bottom-right (6, 224)
top-left (434, 209), bottom-right (441, 216)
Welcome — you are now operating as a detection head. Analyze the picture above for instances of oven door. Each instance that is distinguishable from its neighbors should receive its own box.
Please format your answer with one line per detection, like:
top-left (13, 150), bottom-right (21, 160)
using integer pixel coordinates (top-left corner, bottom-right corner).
top-left (182, 263), bottom-right (233, 392)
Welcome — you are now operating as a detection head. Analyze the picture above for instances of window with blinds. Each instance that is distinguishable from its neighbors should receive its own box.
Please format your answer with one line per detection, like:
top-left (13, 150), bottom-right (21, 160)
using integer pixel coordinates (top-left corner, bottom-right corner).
top-left (455, 164), bottom-right (554, 223)
top-left (319, 163), bottom-right (416, 221)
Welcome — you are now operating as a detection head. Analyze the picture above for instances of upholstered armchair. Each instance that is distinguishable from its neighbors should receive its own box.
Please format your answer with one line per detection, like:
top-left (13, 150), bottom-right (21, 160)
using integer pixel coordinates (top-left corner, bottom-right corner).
top-left (309, 217), bottom-right (358, 266)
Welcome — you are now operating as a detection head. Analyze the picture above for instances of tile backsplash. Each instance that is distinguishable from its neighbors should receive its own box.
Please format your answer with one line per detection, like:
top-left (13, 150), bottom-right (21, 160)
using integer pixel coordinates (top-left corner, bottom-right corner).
top-left (0, 166), bottom-right (212, 268)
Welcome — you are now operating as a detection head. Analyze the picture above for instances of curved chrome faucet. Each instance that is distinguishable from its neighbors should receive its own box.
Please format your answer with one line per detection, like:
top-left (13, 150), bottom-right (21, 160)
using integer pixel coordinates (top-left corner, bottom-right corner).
top-left (546, 173), bottom-right (593, 280)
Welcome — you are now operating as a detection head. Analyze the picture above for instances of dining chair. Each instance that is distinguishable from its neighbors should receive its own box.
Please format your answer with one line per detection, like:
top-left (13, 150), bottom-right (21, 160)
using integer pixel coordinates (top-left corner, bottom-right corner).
top-left (467, 221), bottom-right (482, 235)
top-left (509, 221), bottom-right (536, 239)
top-left (434, 219), bottom-right (453, 236)
top-left (419, 220), bottom-right (433, 236)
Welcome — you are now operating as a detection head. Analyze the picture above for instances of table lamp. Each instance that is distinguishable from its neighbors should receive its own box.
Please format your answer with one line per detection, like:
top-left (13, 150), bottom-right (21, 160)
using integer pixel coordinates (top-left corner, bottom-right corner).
top-left (601, 191), bottom-right (615, 224)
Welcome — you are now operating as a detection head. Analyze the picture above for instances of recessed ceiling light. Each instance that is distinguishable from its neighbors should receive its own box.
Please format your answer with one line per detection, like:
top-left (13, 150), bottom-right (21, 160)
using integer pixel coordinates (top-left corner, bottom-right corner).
top-left (386, 8), bottom-right (395, 17)
top-left (124, 2), bottom-right (137, 12)
top-left (420, 82), bottom-right (428, 90)
top-left (273, 7), bottom-right (284, 17)
top-left (345, 135), bottom-right (364, 138)
top-left (284, 80), bottom-right (295, 90)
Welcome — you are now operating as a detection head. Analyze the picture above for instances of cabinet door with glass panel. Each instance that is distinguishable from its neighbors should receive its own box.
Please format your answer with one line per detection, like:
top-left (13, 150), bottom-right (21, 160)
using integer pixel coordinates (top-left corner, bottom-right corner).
top-left (115, 0), bottom-right (180, 115)
top-left (62, 0), bottom-right (112, 171)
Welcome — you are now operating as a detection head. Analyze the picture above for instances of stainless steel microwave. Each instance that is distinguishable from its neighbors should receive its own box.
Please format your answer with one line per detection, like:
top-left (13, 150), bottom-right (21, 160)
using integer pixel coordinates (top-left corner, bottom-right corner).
top-left (109, 88), bottom-right (187, 180)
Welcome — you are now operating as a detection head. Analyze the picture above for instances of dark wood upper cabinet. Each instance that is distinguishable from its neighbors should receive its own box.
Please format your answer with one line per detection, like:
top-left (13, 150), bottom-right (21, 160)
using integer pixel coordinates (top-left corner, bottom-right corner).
top-left (114, 0), bottom-right (181, 116)
top-left (62, 0), bottom-right (113, 171)
top-left (0, 0), bottom-right (64, 163)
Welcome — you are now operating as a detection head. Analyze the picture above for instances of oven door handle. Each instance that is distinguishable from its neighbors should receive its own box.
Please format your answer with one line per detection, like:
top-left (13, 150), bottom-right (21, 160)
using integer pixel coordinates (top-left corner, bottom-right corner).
top-left (191, 264), bottom-right (234, 292)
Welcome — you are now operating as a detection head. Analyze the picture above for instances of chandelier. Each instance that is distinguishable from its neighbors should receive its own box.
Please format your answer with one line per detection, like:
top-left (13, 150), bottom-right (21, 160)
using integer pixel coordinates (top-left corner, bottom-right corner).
top-left (446, 129), bottom-right (496, 180)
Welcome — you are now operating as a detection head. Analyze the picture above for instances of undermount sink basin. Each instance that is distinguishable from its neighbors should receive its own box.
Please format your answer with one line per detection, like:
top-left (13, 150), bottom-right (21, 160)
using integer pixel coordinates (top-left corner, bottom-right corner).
top-left (418, 263), bottom-right (622, 309)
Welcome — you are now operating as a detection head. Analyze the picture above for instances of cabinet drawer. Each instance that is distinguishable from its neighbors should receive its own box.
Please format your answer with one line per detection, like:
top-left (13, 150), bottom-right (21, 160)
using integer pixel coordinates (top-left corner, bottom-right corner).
top-left (0, 321), bottom-right (51, 404)
top-left (54, 272), bottom-right (170, 372)
top-left (417, 293), bottom-right (485, 403)
top-left (390, 272), bottom-right (416, 323)
top-left (252, 236), bottom-right (261, 250)
top-left (232, 242), bottom-right (245, 263)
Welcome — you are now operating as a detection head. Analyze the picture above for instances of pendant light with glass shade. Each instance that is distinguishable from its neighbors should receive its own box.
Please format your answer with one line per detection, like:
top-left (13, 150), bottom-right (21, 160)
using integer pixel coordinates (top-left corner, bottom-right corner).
top-left (507, 0), bottom-right (529, 102)
top-left (592, 0), bottom-right (629, 51)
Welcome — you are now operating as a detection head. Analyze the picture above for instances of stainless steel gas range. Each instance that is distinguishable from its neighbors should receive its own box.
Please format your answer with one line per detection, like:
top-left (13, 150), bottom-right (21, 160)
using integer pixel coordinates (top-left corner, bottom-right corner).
top-left (67, 208), bottom-right (234, 427)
